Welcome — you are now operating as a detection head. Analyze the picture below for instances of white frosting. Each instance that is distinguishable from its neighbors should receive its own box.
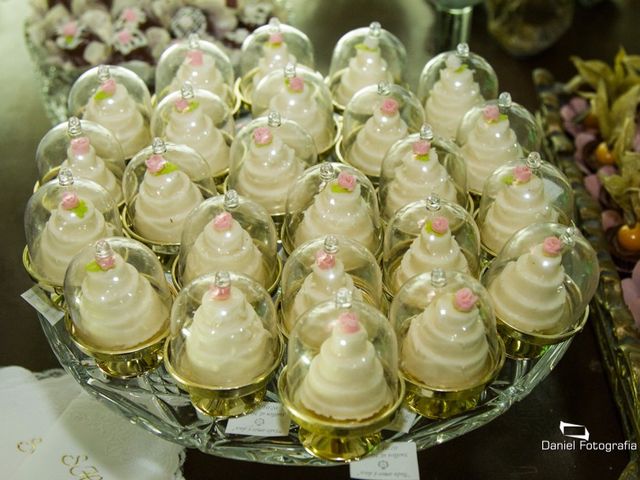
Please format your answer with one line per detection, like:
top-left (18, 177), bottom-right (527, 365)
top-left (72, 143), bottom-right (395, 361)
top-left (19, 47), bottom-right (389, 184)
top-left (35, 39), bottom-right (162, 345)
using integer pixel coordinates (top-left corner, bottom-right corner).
top-left (34, 197), bottom-right (111, 285)
top-left (286, 257), bottom-right (363, 333)
top-left (295, 182), bottom-right (377, 252)
top-left (462, 115), bottom-right (522, 193)
top-left (78, 253), bottom-right (168, 350)
top-left (489, 244), bottom-right (567, 333)
top-left (61, 144), bottom-right (123, 204)
top-left (133, 168), bottom-right (203, 243)
top-left (268, 82), bottom-right (333, 153)
top-left (402, 293), bottom-right (491, 389)
top-left (170, 54), bottom-right (230, 103)
top-left (347, 105), bottom-right (408, 177)
top-left (481, 175), bottom-right (557, 254)
top-left (183, 287), bottom-right (272, 386)
top-left (164, 104), bottom-right (230, 176)
top-left (297, 320), bottom-right (392, 420)
top-left (393, 224), bottom-right (469, 291)
top-left (84, 83), bottom-right (150, 158)
top-left (335, 44), bottom-right (393, 107)
top-left (235, 134), bottom-right (304, 215)
top-left (425, 61), bottom-right (483, 139)
top-left (252, 41), bottom-right (296, 88)
top-left (383, 148), bottom-right (458, 219)
top-left (183, 217), bottom-right (266, 285)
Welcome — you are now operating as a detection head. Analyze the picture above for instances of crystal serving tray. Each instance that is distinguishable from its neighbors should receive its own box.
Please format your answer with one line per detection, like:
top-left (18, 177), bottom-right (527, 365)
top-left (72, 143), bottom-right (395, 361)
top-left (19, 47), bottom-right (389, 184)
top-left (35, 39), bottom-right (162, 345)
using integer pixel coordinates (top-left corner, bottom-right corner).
top-left (39, 310), bottom-right (571, 465)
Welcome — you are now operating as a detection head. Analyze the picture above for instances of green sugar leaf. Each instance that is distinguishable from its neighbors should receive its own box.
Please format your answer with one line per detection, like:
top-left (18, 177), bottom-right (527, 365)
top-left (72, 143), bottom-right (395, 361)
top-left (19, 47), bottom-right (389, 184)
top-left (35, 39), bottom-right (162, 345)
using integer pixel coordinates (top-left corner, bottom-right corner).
top-left (85, 260), bottom-right (102, 273)
top-left (415, 154), bottom-right (430, 162)
top-left (454, 64), bottom-right (468, 73)
top-left (94, 90), bottom-right (111, 101)
top-left (71, 200), bottom-right (88, 218)
top-left (331, 184), bottom-right (350, 194)
top-left (355, 42), bottom-right (377, 53)
top-left (158, 162), bottom-right (178, 175)
top-left (502, 175), bottom-right (514, 186)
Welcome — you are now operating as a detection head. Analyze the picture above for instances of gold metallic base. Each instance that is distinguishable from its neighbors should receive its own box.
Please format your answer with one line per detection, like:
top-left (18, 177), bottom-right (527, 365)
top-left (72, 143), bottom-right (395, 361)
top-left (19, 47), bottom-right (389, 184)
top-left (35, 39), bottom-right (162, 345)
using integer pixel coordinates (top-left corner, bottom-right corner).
top-left (298, 427), bottom-right (382, 463)
top-left (65, 315), bottom-right (168, 379)
top-left (497, 307), bottom-right (589, 359)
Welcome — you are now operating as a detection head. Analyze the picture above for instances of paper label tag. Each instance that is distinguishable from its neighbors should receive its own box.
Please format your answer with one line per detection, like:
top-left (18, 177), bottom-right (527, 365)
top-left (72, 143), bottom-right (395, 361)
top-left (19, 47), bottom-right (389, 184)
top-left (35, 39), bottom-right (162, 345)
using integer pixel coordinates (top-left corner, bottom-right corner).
top-left (385, 408), bottom-right (417, 434)
top-left (224, 402), bottom-right (290, 437)
top-left (21, 286), bottom-right (64, 326)
top-left (350, 442), bottom-right (420, 480)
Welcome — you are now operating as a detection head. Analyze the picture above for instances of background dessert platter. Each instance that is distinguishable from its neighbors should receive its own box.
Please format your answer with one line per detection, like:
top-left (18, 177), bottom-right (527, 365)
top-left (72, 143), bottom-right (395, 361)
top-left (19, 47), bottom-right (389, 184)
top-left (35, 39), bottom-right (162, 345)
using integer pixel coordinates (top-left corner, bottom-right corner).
top-left (21, 17), bottom-right (602, 466)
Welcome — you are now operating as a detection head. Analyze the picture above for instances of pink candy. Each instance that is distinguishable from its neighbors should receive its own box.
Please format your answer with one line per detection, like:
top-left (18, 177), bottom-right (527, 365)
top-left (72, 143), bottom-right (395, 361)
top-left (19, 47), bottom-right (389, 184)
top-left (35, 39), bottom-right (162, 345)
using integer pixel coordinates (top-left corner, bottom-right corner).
top-left (121, 8), bottom-right (138, 22)
top-left (145, 154), bottom-right (166, 174)
top-left (213, 212), bottom-right (233, 231)
top-left (187, 50), bottom-right (203, 67)
top-left (175, 98), bottom-right (190, 112)
top-left (315, 250), bottom-right (336, 270)
top-left (117, 30), bottom-right (133, 44)
top-left (338, 312), bottom-right (360, 334)
top-left (483, 105), bottom-right (500, 122)
top-left (70, 136), bottom-right (91, 156)
top-left (100, 78), bottom-right (117, 95)
top-left (542, 236), bottom-right (563, 256)
top-left (269, 32), bottom-right (284, 44)
top-left (430, 216), bottom-right (449, 234)
top-left (380, 99), bottom-right (399, 116)
top-left (288, 76), bottom-right (304, 92)
top-left (62, 21), bottom-right (78, 37)
top-left (96, 254), bottom-right (116, 271)
top-left (253, 127), bottom-right (273, 146)
top-left (514, 165), bottom-right (532, 184)
top-left (412, 140), bottom-right (431, 156)
top-left (61, 191), bottom-right (80, 210)
top-left (454, 288), bottom-right (478, 312)
top-left (337, 171), bottom-right (356, 192)
top-left (210, 285), bottom-right (231, 301)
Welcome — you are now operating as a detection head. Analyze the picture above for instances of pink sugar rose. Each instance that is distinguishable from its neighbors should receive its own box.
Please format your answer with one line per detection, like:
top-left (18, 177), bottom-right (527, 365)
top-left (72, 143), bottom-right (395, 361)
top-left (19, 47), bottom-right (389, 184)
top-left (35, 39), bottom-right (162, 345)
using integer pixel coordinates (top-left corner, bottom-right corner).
top-left (315, 250), bottom-right (336, 270)
top-left (187, 50), bottom-right (203, 67)
top-left (175, 98), bottom-right (190, 112)
top-left (213, 212), bottom-right (233, 231)
top-left (337, 171), bottom-right (356, 192)
top-left (454, 288), bottom-right (479, 312)
top-left (210, 285), bottom-right (231, 301)
top-left (122, 8), bottom-right (138, 23)
top-left (61, 191), bottom-right (80, 210)
top-left (100, 78), bottom-right (117, 95)
top-left (145, 154), bottom-right (166, 174)
top-left (542, 236), bottom-right (563, 256)
top-left (380, 98), bottom-right (399, 116)
top-left (412, 140), bottom-right (431, 156)
top-left (117, 30), bottom-right (133, 44)
top-left (514, 165), bottom-right (532, 184)
top-left (269, 32), bottom-right (284, 44)
top-left (62, 21), bottom-right (78, 37)
top-left (96, 254), bottom-right (116, 271)
top-left (483, 105), bottom-right (500, 122)
top-left (430, 216), bottom-right (449, 234)
top-left (288, 76), bottom-right (304, 92)
top-left (338, 312), bottom-right (360, 334)
top-left (253, 127), bottom-right (273, 145)
top-left (70, 136), bottom-right (91, 156)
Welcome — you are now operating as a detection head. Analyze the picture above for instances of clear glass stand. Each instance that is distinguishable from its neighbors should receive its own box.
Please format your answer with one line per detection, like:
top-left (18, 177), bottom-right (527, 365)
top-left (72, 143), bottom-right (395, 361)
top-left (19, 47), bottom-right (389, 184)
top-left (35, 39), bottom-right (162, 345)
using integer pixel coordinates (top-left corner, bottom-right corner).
top-left (39, 312), bottom-right (572, 465)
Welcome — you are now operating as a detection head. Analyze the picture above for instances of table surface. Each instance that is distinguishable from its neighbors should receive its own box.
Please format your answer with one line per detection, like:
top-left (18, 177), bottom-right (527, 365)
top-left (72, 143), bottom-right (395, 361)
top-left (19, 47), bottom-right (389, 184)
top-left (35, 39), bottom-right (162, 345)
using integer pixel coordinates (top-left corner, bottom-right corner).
top-left (1, 0), bottom-right (638, 478)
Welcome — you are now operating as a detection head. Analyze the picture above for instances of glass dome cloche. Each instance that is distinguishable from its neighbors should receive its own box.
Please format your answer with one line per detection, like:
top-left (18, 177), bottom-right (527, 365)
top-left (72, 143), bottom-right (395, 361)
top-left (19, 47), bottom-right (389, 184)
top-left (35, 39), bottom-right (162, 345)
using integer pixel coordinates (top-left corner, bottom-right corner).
top-left (227, 111), bottom-right (317, 219)
top-left (281, 162), bottom-right (383, 257)
top-left (238, 17), bottom-right (315, 105)
top-left (383, 194), bottom-right (481, 297)
top-left (35, 116), bottom-right (125, 206)
top-left (165, 271), bottom-right (283, 418)
top-left (121, 138), bottom-right (214, 256)
top-left (252, 63), bottom-right (338, 156)
top-left (378, 123), bottom-right (470, 221)
top-left (151, 82), bottom-right (235, 182)
top-left (338, 81), bottom-right (424, 181)
top-left (155, 34), bottom-right (236, 112)
top-left (68, 65), bottom-right (152, 159)
top-left (390, 268), bottom-right (505, 419)
top-left (481, 223), bottom-right (599, 359)
top-left (278, 287), bottom-right (404, 462)
top-left (173, 189), bottom-right (280, 294)
top-left (63, 237), bottom-right (172, 378)
top-left (280, 234), bottom-right (384, 336)
top-left (457, 92), bottom-right (543, 195)
top-left (23, 169), bottom-right (123, 295)
top-left (328, 21), bottom-right (407, 111)
top-left (475, 152), bottom-right (574, 257)
top-left (417, 42), bottom-right (498, 140)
